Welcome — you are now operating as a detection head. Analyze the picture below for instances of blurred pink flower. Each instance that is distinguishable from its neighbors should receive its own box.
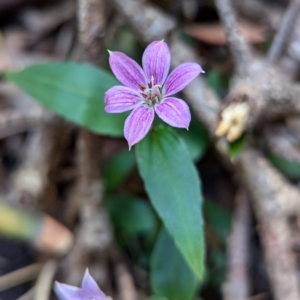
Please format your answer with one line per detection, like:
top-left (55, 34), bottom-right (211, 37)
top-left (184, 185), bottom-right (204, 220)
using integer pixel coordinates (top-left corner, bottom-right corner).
top-left (105, 40), bottom-right (204, 148)
top-left (54, 269), bottom-right (110, 300)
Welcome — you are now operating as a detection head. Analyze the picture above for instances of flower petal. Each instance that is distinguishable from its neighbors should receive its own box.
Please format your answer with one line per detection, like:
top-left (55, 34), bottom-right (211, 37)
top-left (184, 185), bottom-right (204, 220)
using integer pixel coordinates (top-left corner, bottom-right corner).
top-left (155, 97), bottom-right (191, 128)
top-left (142, 40), bottom-right (171, 86)
top-left (81, 269), bottom-right (106, 298)
top-left (164, 62), bottom-right (204, 96)
top-left (104, 86), bottom-right (141, 113)
top-left (54, 282), bottom-right (89, 300)
top-left (124, 106), bottom-right (155, 148)
top-left (109, 51), bottom-right (147, 90)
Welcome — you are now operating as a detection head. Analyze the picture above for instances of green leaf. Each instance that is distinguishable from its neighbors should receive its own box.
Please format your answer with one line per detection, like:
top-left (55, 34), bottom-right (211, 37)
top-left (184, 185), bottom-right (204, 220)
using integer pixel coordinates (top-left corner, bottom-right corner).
top-left (147, 296), bottom-right (169, 300)
top-left (203, 201), bottom-right (231, 289)
top-left (204, 201), bottom-right (231, 242)
top-left (269, 154), bottom-right (300, 180)
top-left (104, 150), bottom-right (136, 190)
top-left (205, 69), bottom-right (228, 95)
top-left (105, 194), bottom-right (159, 269)
top-left (105, 194), bottom-right (159, 237)
top-left (136, 125), bottom-right (205, 279)
top-left (206, 248), bottom-right (227, 289)
top-left (6, 62), bottom-right (128, 136)
top-left (151, 228), bottom-right (199, 300)
top-left (176, 117), bottom-right (209, 161)
top-left (229, 134), bottom-right (247, 160)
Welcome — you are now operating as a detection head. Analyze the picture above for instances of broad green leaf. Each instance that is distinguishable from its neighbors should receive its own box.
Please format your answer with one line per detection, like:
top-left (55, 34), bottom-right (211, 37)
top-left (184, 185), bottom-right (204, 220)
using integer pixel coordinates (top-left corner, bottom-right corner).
top-left (151, 228), bottom-right (199, 300)
top-left (204, 201), bottom-right (231, 289)
top-left (206, 248), bottom-right (227, 289)
top-left (147, 296), bottom-right (169, 300)
top-left (269, 154), bottom-right (300, 180)
top-left (105, 195), bottom-right (159, 237)
top-left (205, 69), bottom-right (228, 96)
top-left (229, 134), bottom-right (247, 160)
top-left (204, 201), bottom-right (231, 242)
top-left (136, 125), bottom-right (205, 279)
top-left (104, 150), bottom-right (136, 190)
top-left (6, 62), bottom-right (128, 136)
top-left (105, 194), bottom-right (159, 268)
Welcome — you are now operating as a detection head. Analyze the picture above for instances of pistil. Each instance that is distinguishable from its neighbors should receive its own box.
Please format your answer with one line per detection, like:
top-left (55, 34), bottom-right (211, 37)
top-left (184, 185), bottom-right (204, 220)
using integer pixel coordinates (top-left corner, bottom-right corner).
top-left (140, 82), bottom-right (162, 107)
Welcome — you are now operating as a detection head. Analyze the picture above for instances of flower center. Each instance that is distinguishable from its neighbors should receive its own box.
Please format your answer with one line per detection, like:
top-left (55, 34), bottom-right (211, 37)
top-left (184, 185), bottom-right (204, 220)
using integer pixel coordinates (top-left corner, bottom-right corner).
top-left (139, 76), bottom-right (163, 107)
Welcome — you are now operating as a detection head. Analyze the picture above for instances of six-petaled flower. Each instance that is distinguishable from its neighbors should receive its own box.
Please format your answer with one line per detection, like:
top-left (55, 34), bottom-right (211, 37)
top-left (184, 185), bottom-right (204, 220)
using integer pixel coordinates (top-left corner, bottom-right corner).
top-left (104, 40), bottom-right (204, 148)
top-left (54, 269), bottom-right (111, 300)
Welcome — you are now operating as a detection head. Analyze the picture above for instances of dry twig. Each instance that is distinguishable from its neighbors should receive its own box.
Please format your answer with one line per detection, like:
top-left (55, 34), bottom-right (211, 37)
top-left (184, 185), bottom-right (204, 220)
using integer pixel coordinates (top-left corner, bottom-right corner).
top-left (268, 0), bottom-right (300, 63)
top-left (9, 117), bottom-right (70, 213)
top-left (239, 149), bottom-right (300, 300)
top-left (263, 124), bottom-right (300, 164)
top-left (115, 262), bottom-right (138, 300)
top-left (63, 0), bottom-right (113, 287)
top-left (0, 263), bottom-right (43, 292)
top-left (234, 0), bottom-right (282, 30)
top-left (33, 260), bottom-right (57, 300)
top-left (223, 190), bottom-right (250, 300)
top-left (214, 0), bottom-right (252, 76)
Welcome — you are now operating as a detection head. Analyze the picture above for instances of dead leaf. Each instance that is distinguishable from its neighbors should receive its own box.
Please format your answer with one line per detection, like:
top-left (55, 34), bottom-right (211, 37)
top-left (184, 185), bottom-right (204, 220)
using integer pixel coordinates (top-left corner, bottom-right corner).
top-left (185, 21), bottom-right (267, 45)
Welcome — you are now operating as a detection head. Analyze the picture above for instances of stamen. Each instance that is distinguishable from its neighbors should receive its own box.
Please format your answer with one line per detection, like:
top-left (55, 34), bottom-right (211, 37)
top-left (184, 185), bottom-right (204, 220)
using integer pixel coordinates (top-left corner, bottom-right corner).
top-left (140, 82), bottom-right (163, 108)
top-left (151, 75), bottom-right (155, 87)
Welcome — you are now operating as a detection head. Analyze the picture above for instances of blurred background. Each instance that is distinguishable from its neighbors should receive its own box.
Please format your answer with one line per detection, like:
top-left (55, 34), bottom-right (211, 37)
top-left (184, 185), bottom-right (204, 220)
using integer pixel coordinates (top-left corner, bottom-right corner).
top-left (0, 0), bottom-right (299, 299)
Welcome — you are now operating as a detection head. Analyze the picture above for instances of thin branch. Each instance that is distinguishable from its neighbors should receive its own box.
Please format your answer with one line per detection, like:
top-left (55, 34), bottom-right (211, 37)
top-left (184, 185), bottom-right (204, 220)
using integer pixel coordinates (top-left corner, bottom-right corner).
top-left (63, 0), bottom-right (113, 287)
top-left (268, 0), bottom-right (300, 63)
top-left (16, 287), bottom-right (35, 300)
top-left (33, 260), bottom-right (58, 300)
top-left (77, 0), bottom-right (107, 65)
top-left (223, 190), bottom-right (251, 300)
top-left (0, 263), bottom-right (43, 292)
top-left (0, 83), bottom-right (50, 138)
top-left (9, 117), bottom-right (70, 213)
top-left (238, 148), bottom-right (300, 217)
top-left (239, 149), bottom-right (300, 300)
top-left (75, 130), bottom-right (113, 254)
top-left (214, 0), bottom-right (252, 76)
top-left (263, 124), bottom-right (300, 165)
top-left (258, 216), bottom-right (299, 300)
top-left (76, 0), bottom-right (113, 257)
top-left (115, 262), bottom-right (138, 300)
top-left (112, 0), bottom-right (176, 44)
top-left (0, 50), bottom-right (55, 73)
top-left (234, 0), bottom-right (282, 31)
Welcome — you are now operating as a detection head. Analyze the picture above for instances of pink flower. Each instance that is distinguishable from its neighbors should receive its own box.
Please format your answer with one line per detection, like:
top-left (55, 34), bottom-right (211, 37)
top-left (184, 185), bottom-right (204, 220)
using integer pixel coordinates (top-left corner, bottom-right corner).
top-left (54, 269), bottom-right (110, 300)
top-left (104, 40), bottom-right (204, 148)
